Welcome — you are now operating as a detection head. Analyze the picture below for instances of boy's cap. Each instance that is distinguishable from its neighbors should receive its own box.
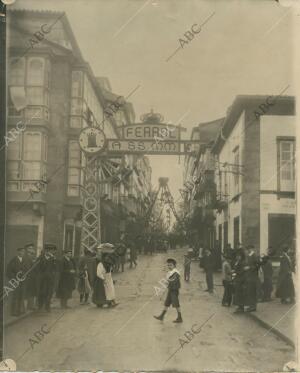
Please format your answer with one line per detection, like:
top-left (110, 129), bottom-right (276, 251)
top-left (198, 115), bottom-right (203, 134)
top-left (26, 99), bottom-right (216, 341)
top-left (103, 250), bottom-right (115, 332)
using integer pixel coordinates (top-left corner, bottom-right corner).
top-left (166, 258), bottom-right (176, 265)
top-left (17, 247), bottom-right (25, 252)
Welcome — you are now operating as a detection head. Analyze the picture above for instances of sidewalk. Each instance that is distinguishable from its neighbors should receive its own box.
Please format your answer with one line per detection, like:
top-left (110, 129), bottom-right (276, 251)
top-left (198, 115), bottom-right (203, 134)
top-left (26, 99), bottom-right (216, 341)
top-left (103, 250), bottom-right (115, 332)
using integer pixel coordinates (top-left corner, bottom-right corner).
top-left (211, 271), bottom-right (296, 348)
top-left (246, 299), bottom-right (296, 348)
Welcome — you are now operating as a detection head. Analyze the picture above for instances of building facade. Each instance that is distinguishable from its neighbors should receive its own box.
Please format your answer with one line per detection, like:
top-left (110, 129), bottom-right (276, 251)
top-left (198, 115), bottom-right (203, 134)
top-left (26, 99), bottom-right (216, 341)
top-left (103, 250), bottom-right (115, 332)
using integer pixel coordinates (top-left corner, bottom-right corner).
top-left (212, 95), bottom-right (295, 254)
top-left (6, 9), bottom-right (152, 261)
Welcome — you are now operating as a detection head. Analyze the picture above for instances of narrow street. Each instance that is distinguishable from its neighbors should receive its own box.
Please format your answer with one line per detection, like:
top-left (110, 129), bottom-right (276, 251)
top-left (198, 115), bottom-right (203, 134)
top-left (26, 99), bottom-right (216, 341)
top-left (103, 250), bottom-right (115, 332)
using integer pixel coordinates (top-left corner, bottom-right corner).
top-left (5, 248), bottom-right (294, 372)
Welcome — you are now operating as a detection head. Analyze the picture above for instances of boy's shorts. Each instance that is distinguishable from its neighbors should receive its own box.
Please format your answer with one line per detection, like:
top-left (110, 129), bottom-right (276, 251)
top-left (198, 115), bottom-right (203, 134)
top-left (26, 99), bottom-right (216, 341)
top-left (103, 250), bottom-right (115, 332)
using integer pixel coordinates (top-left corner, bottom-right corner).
top-left (164, 289), bottom-right (180, 308)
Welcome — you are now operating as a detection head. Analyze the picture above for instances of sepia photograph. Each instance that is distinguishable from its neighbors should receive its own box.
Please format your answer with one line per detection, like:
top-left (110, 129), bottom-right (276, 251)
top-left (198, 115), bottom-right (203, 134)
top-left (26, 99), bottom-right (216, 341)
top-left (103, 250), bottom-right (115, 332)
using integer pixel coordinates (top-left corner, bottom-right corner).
top-left (0, 0), bottom-right (298, 372)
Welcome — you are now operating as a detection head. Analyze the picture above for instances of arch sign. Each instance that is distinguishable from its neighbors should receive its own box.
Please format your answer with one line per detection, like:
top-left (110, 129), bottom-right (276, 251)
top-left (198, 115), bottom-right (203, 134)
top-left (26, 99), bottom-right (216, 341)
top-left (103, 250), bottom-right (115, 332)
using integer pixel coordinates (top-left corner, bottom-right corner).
top-left (79, 122), bottom-right (201, 155)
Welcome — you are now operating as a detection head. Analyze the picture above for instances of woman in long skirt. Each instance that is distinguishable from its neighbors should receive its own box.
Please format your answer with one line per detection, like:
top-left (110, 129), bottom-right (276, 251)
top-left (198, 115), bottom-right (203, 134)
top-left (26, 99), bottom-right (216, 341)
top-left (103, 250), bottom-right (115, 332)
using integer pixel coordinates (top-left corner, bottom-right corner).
top-left (92, 255), bottom-right (107, 308)
top-left (103, 253), bottom-right (118, 307)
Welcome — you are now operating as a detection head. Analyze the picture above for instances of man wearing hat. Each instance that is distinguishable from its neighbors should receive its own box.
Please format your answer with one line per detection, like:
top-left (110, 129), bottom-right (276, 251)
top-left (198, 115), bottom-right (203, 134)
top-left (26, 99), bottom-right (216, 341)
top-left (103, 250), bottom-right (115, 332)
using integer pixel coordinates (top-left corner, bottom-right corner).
top-left (24, 242), bottom-right (38, 310)
top-left (202, 248), bottom-right (214, 293)
top-left (36, 243), bottom-right (57, 312)
top-left (6, 247), bottom-right (27, 316)
top-left (57, 249), bottom-right (76, 309)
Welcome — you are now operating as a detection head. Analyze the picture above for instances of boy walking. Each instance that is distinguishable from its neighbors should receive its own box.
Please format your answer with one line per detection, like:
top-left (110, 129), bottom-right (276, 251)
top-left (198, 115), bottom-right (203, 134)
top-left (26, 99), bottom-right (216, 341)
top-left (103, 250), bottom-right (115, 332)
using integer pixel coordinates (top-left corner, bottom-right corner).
top-left (154, 258), bottom-right (182, 323)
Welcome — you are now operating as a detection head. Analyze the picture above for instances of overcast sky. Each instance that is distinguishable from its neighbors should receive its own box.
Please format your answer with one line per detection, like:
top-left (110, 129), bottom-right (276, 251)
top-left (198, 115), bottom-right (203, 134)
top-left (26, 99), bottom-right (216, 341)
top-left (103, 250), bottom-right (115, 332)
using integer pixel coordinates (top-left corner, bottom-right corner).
top-left (11, 0), bottom-right (293, 209)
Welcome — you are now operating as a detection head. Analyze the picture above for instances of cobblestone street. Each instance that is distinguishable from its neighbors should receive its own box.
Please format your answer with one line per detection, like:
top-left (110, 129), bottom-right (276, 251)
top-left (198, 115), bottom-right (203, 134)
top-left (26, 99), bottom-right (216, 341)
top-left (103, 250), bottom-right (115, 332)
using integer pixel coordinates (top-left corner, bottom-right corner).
top-left (4, 249), bottom-right (294, 372)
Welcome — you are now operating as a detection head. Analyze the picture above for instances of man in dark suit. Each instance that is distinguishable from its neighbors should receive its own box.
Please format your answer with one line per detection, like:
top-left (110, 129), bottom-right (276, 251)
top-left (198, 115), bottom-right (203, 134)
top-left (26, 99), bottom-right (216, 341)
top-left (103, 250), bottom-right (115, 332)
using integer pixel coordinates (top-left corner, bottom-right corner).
top-left (244, 245), bottom-right (260, 312)
top-left (36, 243), bottom-right (57, 312)
top-left (24, 242), bottom-right (38, 310)
top-left (6, 247), bottom-right (27, 316)
top-left (57, 249), bottom-right (76, 309)
top-left (203, 249), bottom-right (214, 293)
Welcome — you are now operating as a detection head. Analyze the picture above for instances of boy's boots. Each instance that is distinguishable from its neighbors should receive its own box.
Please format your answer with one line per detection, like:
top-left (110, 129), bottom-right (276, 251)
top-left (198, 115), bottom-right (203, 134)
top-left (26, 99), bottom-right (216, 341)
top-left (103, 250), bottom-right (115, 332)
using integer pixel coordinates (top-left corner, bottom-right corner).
top-left (154, 310), bottom-right (166, 320)
top-left (173, 312), bottom-right (183, 323)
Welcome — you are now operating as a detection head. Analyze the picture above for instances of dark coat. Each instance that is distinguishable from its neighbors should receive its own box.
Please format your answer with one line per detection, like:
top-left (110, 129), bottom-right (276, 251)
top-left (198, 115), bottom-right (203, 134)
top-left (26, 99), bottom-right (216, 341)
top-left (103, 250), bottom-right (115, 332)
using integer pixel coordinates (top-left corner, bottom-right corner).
top-left (129, 246), bottom-right (137, 261)
top-left (77, 255), bottom-right (92, 294)
top-left (168, 272), bottom-right (181, 291)
top-left (6, 256), bottom-right (27, 314)
top-left (244, 254), bottom-right (260, 282)
top-left (6, 256), bottom-right (27, 280)
top-left (203, 254), bottom-right (214, 272)
top-left (56, 257), bottom-right (76, 299)
top-left (36, 254), bottom-right (57, 299)
top-left (244, 253), bottom-right (260, 307)
top-left (232, 258), bottom-right (246, 306)
top-left (24, 257), bottom-right (38, 298)
top-left (276, 253), bottom-right (295, 300)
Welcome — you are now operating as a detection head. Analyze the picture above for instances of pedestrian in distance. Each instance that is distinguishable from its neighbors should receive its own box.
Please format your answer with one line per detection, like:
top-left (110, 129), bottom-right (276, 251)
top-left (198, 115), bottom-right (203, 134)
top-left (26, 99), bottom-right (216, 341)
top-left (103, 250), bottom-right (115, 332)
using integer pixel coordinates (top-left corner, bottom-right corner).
top-left (154, 258), bottom-right (183, 323)
top-left (6, 247), bottom-right (27, 316)
top-left (24, 243), bottom-right (38, 311)
top-left (184, 248), bottom-right (193, 281)
top-left (198, 244), bottom-right (204, 269)
top-left (221, 253), bottom-right (233, 307)
top-left (92, 247), bottom-right (107, 308)
top-left (36, 243), bottom-right (57, 312)
top-left (57, 249), bottom-right (76, 309)
top-left (129, 240), bottom-right (138, 268)
top-left (276, 246), bottom-right (295, 304)
top-left (244, 245), bottom-right (260, 312)
top-left (77, 249), bottom-right (92, 305)
top-left (232, 248), bottom-right (246, 313)
top-left (115, 241), bottom-right (127, 272)
top-left (203, 248), bottom-right (214, 293)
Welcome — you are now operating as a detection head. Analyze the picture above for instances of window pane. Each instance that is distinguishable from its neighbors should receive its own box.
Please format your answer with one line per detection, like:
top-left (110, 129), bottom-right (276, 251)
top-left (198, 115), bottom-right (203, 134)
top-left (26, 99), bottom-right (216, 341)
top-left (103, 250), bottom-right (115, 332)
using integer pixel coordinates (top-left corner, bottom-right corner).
top-left (72, 71), bottom-right (83, 97)
top-left (69, 141), bottom-right (81, 167)
top-left (27, 87), bottom-right (44, 105)
top-left (24, 133), bottom-right (42, 160)
top-left (279, 140), bottom-right (295, 191)
top-left (9, 58), bottom-right (25, 86)
top-left (70, 117), bottom-right (82, 129)
top-left (68, 185), bottom-right (79, 196)
top-left (7, 161), bottom-right (20, 180)
top-left (25, 107), bottom-right (43, 120)
top-left (27, 58), bottom-right (44, 86)
top-left (7, 134), bottom-right (21, 160)
top-left (71, 98), bottom-right (83, 116)
top-left (68, 168), bottom-right (80, 183)
top-left (7, 182), bottom-right (19, 191)
top-left (23, 161), bottom-right (41, 179)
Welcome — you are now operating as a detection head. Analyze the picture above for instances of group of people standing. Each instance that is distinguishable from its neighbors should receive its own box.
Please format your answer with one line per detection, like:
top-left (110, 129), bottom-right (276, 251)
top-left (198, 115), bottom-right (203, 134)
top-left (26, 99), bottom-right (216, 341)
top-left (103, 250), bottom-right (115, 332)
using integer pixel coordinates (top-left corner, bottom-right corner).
top-left (5, 238), bottom-right (140, 317)
top-left (221, 244), bottom-right (296, 313)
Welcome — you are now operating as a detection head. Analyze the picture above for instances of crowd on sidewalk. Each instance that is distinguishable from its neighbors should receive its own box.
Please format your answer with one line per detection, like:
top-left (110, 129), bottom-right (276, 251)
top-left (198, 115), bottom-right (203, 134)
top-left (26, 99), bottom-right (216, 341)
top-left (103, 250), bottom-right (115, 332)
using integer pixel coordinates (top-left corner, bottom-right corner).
top-left (4, 233), bottom-right (141, 317)
top-left (191, 243), bottom-right (296, 313)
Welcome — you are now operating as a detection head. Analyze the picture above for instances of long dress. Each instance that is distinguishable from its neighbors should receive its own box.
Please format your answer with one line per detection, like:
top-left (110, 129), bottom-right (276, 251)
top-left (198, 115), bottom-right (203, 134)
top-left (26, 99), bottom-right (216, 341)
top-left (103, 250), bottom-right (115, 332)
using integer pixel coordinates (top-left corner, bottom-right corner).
top-left (104, 272), bottom-right (115, 301)
top-left (103, 258), bottom-right (116, 301)
top-left (276, 253), bottom-right (295, 301)
top-left (92, 260), bottom-right (107, 306)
